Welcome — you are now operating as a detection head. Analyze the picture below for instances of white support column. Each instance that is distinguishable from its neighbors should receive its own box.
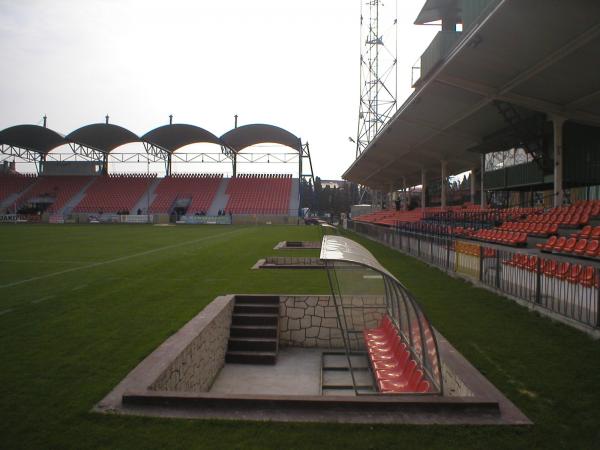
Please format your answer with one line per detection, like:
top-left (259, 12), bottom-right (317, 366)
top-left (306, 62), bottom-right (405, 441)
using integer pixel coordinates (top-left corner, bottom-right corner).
top-left (470, 167), bottom-right (477, 204)
top-left (421, 168), bottom-right (427, 210)
top-left (402, 177), bottom-right (408, 210)
top-left (480, 154), bottom-right (486, 208)
top-left (552, 116), bottom-right (566, 207)
top-left (441, 160), bottom-right (448, 209)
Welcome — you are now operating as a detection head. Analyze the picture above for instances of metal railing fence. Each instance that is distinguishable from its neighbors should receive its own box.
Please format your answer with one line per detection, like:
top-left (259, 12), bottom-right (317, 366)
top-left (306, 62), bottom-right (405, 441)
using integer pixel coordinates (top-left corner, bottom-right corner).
top-left (347, 220), bottom-right (600, 330)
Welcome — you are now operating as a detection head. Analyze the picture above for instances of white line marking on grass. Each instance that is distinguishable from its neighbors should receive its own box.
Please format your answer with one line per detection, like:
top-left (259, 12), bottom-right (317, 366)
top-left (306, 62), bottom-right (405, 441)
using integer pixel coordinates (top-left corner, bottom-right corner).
top-left (31, 295), bottom-right (55, 304)
top-left (0, 259), bottom-right (93, 264)
top-left (0, 308), bottom-right (13, 316)
top-left (72, 285), bottom-right (87, 291)
top-left (0, 228), bottom-right (250, 289)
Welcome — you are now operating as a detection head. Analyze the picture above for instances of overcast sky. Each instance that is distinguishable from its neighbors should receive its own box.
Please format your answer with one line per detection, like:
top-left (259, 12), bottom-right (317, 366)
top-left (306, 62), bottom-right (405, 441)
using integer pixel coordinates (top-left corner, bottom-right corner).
top-left (0, 0), bottom-right (438, 178)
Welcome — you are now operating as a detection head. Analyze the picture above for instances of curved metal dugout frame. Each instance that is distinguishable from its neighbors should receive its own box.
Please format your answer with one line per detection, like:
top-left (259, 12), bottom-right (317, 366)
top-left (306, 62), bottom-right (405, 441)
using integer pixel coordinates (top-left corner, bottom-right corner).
top-left (320, 235), bottom-right (443, 395)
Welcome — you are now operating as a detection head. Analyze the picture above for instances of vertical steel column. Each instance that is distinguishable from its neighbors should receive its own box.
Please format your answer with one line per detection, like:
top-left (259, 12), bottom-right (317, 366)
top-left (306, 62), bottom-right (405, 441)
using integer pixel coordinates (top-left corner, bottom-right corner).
top-left (421, 168), bottom-right (427, 211)
top-left (471, 166), bottom-right (477, 204)
top-left (535, 258), bottom-right (542, 305)
top-left (441, 160), bottom-right (447, 209)
top-left (480, 153), bottom-right (486, 208)
top-left (552, 116), bottom-right (566, 207)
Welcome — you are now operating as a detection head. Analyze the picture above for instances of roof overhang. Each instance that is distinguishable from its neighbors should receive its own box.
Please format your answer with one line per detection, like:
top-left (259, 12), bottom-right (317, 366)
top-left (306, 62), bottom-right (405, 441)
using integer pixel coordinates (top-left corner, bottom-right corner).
top-left (344, 0), bottom-right (600, 190)
top-left (66, 123), bottom-right (139, 153)
top-left (0, 125), bottom-right (66, 155)
top-left (220, 124), bottom-right (302, 153)
top-left (141, 124), bottom-right (223, 153)
top-left (415, 0), bottom-right (460, 25)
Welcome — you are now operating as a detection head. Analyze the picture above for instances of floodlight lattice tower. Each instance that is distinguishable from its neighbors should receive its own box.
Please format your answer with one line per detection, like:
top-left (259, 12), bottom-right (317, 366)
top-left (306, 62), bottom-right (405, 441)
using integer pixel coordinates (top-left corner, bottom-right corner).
top-left (355, 0), bottom-right (398, 158)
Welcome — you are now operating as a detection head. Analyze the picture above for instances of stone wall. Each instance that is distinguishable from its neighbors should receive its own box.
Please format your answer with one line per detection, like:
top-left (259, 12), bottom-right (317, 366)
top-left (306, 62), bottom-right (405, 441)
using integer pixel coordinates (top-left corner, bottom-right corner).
top-left (279, 295), bottom-right (385, 350)
top-left (149, 296), bottom-right (233, 392)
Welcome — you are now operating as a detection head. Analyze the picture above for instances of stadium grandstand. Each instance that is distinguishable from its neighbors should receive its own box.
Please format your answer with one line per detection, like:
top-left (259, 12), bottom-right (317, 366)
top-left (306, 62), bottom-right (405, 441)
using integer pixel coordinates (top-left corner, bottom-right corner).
top-left (0, 121), bottom-right (313, 222)
top-left (343, 0), bottom-right (600, 335)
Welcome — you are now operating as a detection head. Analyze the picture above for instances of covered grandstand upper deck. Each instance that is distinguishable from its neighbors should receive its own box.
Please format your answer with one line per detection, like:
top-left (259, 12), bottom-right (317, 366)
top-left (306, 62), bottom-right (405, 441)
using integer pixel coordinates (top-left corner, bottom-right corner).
top-left (343, 0), bottom-right (600, 207)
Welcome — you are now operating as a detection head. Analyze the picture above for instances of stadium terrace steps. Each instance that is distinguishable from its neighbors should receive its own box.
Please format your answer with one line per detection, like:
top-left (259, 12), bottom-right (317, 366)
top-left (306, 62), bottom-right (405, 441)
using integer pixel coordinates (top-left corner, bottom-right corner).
top-left (148, 174), bottom-right (222, 214)
top-left (207, 177), bottom-right (230, 216)
top-left (131, 178), bottom-right (162, 214)
top-left (60, 177), bottom-right (98, 215)
top-left (289, 178), bottom-right (300, 213)
top-left (226, 296), bottom-right (279, 365)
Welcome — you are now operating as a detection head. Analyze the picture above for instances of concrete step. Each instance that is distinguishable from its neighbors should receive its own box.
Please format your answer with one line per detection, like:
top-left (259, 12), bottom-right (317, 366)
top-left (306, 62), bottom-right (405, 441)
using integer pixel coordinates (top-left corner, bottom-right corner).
top-left (59, 176), bottom-right (98, 215)
top-left (207, 178), bottom-right (230, 216)
top-left (229, 325), bottom-right (278, 338)
top-left (234, 303), bottom-right (279, 315)
top-left (231, 313), bottom-right (278, 326)
top-left (225, 350), bottom-right (277, 365)
top-left (234, 295), bottom-right (280, 305)
top-left (228, 337), bottom-right (278, 352)
top-left (132, 178), bottom-right (162, 214)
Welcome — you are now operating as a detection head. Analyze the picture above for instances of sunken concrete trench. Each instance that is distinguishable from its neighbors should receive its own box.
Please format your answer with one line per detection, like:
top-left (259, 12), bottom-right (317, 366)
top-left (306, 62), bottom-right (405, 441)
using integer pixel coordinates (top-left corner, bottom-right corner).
top-left (96, 293), bottom-right (530, 425)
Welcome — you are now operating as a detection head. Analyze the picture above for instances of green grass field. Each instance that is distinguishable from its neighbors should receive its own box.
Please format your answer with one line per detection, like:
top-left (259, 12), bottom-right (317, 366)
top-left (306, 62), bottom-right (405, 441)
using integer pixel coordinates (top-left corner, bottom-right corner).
top-left (1, 224), bottom-right (599, 449)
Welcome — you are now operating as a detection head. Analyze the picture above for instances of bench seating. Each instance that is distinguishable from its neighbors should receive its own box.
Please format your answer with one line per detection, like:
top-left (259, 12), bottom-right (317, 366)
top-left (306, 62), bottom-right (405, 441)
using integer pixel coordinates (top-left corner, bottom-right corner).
top-left (363, 315), bottom-right (431, 394)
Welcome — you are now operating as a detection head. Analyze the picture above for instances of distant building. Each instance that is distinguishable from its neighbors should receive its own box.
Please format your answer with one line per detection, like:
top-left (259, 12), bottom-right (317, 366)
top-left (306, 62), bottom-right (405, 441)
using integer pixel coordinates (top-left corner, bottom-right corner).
top-left (320, 180), bottom-right (347, 189)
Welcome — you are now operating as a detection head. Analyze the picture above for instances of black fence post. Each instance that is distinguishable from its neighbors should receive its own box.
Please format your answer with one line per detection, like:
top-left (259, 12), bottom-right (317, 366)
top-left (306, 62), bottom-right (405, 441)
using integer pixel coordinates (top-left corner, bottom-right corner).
top-left (495, 249), bottom-right (501, 289)
top-left (596, 268), bottom-right (600, 328)
top-left (446, 234), bottom-right (451, 271)
top-left (535, 257), bottom-right (542, 304)
top-left (430, 236), bottom-right (434, 263)
top-left (479, 245), bottom-right (484, 282)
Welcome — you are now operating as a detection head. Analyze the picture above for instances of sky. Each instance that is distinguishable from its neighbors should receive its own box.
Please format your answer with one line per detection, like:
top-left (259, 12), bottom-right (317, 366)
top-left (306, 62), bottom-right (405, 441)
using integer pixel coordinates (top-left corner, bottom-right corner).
top-left (0, 0), bottom-right (438, 178)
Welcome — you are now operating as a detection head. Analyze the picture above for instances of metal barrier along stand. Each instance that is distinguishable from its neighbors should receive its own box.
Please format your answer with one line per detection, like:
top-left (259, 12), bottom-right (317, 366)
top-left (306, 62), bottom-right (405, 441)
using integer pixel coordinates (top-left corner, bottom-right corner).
top-left (347, 219), bottom-right (600, 330)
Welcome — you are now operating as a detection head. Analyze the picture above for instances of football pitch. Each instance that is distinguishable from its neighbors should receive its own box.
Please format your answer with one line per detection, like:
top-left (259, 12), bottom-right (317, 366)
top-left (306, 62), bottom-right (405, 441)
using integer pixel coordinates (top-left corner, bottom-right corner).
top-left (1, 224), bottom-right (600, 449)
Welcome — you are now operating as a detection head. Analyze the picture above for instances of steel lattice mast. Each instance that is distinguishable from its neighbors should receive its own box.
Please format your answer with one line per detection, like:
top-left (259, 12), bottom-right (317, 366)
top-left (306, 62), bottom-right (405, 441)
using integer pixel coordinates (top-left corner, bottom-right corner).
top-left (355, 0), bottom-right (398, 158)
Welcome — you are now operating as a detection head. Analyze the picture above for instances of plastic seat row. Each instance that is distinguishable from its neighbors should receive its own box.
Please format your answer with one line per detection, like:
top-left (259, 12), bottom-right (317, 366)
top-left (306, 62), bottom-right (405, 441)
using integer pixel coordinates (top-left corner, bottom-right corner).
top-left (502, 254), bottom-right (598, 287)
top-left (74, 175), bottom-right (156, 213)
top-left (570, 225), bottom-right (600, 241)
top-left (499, 221), bottom-right (558, 237)
top-left (225, 175), bottom-right (292, 214)
top-left (363, 316), bottom-right (430, 394)
top-left (149, 175), bottom-right (222, 214)
top-left (470, 229), bottom-right (528, 246)
top-left (537, 235), bottom-right (600, 258)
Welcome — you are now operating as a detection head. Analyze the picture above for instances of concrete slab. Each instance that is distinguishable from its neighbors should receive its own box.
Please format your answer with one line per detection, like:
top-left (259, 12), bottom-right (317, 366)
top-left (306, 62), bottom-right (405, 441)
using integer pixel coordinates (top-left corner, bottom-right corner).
top-left (210, 348), bottom-right (322, 396)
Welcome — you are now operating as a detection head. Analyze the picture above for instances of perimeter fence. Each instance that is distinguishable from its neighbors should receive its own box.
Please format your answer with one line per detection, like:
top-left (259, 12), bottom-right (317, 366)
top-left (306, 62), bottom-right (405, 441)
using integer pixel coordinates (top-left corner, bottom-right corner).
top-left (347, 220), bottom-right (600, 330)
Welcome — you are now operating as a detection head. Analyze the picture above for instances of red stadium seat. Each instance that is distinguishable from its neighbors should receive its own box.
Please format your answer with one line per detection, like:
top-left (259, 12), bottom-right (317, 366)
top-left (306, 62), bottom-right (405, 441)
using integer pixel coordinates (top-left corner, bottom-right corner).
top-left (585, 240), bottom-right (600, 257)
top-left (553, 236), bottom-right (567, 252)
top-left (567, 264), bottom-right (583, 283)
top-left (543, 260), bottom-right (558, 277)
top-left (573, 239), bottom-right (588, 256)
top-left (572, 225), bottom-right (592, 239)
top-left (556, 262), bottom-right (571, 280)
top-left (579, 266), bottom-right (598, 288)
top-left (562, 237), bottom-right (577, 253)
top-left (539, 235), bottom-right (557, 251)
